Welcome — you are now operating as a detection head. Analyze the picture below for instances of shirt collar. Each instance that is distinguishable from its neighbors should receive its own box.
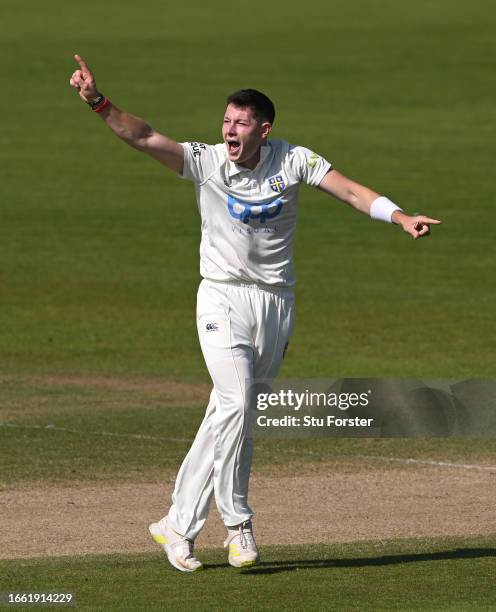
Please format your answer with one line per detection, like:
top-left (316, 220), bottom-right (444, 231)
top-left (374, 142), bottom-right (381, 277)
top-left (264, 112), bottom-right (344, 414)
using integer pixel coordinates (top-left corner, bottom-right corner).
top-left (226, 142), bottom-right (271, 177)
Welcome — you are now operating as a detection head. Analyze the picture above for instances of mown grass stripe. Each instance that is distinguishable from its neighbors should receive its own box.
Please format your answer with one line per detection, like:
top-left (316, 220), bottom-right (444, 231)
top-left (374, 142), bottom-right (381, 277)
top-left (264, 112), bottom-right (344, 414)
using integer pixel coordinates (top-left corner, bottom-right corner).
top-left (357, 454), bottom-right (496, 472)
top-left (0, 422), bottom-right (192, 443)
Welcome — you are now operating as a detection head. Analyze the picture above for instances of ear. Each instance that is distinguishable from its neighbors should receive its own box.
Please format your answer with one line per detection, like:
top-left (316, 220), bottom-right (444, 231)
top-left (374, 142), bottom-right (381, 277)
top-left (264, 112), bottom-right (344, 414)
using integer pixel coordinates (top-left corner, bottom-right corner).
top-left (260, 121), bottom-right (272, 140)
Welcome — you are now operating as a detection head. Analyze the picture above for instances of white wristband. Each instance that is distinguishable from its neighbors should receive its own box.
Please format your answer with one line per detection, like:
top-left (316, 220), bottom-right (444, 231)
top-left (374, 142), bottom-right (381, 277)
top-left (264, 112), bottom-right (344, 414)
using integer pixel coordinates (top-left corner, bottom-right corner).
top-left (370, 196), bottom-right (403, 223)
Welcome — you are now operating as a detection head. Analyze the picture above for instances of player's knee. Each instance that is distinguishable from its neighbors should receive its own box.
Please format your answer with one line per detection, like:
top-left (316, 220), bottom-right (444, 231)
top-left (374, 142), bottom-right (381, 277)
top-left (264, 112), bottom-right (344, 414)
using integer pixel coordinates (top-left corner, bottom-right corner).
top-left (218, 394), bottom-right (253, 427)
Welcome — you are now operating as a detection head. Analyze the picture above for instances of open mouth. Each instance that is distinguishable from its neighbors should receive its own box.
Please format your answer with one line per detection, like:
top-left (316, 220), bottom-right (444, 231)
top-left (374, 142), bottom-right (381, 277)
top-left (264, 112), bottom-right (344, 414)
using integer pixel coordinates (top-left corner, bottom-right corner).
top-left (227, 140), bottom-right (241, 155)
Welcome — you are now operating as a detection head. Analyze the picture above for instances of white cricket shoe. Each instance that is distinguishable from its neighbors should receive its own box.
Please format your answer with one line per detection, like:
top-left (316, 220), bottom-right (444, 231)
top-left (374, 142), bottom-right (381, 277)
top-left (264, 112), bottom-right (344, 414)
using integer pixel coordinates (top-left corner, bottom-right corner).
top-left (149, 518), bottom-right (203, 572)
top-left (224, 520), bottom-right (260, 568)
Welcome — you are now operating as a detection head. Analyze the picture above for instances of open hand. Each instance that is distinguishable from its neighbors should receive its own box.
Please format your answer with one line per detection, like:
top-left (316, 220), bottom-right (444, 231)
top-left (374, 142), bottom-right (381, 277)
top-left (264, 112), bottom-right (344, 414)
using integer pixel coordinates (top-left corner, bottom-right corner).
top-left (69, 54), bottom-right (99, 103)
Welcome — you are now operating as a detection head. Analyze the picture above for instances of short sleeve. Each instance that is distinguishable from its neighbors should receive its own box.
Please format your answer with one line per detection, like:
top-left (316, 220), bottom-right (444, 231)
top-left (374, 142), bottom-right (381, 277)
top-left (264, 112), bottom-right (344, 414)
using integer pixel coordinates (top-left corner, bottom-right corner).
top-left (180, 142), bottom-right (220, 183)
top-left (288, 145), bottom-right (332, 186)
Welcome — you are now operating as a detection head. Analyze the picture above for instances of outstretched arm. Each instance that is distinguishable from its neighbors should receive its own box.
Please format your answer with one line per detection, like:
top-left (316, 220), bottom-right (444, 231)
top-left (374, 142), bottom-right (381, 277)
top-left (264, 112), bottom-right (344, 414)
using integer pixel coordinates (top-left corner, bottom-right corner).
top-left (69, 54), bottom-right (184, 174)
top-left (318, 170), bottom-right (441, 240)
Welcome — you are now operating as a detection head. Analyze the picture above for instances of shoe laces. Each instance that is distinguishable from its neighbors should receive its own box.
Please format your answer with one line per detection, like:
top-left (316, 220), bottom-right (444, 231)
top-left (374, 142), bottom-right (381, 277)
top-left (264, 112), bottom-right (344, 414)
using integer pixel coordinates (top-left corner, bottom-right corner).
top-left (238, 520), bottom-right (254, 550)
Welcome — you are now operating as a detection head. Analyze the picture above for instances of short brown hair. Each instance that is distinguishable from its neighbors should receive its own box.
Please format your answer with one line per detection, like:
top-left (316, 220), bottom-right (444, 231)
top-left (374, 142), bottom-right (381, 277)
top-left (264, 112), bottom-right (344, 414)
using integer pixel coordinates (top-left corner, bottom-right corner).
top-left (226, 89), bottom-right (276, 124)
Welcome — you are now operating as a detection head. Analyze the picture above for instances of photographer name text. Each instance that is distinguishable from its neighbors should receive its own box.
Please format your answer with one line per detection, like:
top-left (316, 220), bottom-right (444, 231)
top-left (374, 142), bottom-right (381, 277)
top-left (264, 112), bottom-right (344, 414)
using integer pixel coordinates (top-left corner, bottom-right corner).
top-left (257, 415), bottom-right (374, 428)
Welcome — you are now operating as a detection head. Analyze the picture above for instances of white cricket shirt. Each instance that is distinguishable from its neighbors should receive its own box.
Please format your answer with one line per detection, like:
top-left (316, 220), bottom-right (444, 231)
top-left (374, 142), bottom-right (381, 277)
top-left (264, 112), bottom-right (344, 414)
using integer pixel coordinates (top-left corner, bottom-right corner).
top-left (180, 138), bottom-right (332, 287)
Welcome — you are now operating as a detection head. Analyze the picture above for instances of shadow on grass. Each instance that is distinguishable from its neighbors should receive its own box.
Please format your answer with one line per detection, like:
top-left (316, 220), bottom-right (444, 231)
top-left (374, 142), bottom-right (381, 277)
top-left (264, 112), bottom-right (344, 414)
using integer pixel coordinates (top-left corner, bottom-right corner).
top-left (203, 548), bottom-right (496, 575)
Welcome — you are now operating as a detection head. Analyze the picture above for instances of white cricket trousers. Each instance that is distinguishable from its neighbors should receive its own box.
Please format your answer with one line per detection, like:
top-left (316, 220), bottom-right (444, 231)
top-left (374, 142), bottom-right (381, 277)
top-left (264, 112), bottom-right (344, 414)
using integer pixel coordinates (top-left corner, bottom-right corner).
top-left (167, 278), bottom-right (295, 540)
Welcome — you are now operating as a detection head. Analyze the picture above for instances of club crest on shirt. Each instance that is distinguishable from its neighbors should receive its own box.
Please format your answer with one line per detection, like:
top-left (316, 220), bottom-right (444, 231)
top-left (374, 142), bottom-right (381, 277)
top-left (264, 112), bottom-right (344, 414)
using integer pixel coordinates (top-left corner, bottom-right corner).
top-left (268, 175), bottom-right (285, 194)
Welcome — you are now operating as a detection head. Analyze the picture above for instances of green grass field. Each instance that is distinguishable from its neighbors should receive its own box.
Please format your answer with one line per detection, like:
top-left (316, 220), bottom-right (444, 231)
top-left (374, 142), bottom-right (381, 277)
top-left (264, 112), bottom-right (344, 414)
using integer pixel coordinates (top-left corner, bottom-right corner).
top-left (1, 378), bottom-right (496, 486)
top-left (3, 537), bottom-right (496, 611)
top-left (1, 0), bottom-right (495, 609)
top-left (2, 0), bottom-right (495, 380)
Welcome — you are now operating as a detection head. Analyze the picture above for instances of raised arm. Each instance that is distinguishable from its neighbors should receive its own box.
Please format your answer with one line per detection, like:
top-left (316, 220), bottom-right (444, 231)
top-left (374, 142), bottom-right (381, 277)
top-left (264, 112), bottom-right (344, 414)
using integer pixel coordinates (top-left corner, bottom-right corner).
top-left (318, 169), bottom-right (441, 240)
top-left (69, 54), bottom-right (184, 174)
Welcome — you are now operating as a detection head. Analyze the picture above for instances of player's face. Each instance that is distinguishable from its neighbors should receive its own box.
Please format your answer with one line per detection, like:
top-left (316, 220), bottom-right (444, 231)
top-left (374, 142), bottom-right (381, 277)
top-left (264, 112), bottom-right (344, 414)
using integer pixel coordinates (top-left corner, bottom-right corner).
top-left (222, 104), bottom-right (272, 169)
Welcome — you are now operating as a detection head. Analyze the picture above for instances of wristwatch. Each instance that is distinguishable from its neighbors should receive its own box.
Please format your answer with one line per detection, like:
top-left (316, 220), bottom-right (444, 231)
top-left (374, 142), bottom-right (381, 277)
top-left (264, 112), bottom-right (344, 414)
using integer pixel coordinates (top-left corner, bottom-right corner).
top-left (87, 94), bottom-right (105, 109)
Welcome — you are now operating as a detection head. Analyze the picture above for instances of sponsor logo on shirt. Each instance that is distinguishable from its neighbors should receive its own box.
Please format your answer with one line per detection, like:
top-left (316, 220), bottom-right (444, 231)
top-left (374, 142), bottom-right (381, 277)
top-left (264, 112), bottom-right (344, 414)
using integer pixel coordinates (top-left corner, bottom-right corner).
top-left (205, 322), bottom-right (219, 332)
top-left (232, 225), bottom-right (277, 235)
top-left (307, 152), bottom-right (320, 168)
top-left (189, 142), bottom-right (206, 157)
top-left (268, 175), bottom-right (285, 193)
top-left (227, 195), bottom-right (283, 224)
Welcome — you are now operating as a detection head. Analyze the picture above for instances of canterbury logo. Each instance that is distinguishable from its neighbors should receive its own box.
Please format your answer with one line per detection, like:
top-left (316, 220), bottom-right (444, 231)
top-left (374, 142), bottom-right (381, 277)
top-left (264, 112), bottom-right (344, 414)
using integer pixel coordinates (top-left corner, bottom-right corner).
top-left (206, 323), bottom-right (219, 332)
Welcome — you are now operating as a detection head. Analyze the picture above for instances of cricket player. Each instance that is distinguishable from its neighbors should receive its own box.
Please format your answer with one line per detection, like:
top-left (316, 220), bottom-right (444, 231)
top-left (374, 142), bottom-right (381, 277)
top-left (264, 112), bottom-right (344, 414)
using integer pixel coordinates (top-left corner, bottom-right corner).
top-left (69, 54), bottom-right (441, 572)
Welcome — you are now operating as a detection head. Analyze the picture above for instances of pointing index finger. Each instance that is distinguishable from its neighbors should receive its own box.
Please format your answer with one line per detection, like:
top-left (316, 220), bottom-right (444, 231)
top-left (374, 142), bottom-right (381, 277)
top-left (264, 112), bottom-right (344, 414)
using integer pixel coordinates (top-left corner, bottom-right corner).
top-left (418, 217), bottom-right (442, 224)
top-left (74, 53), bottom-right (90, 75)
